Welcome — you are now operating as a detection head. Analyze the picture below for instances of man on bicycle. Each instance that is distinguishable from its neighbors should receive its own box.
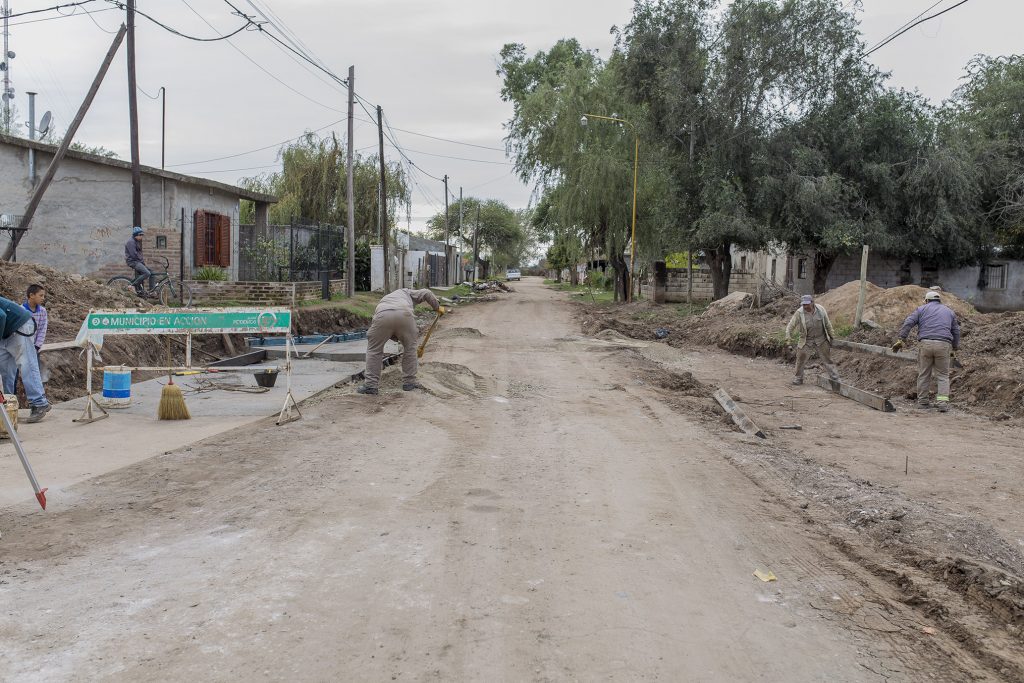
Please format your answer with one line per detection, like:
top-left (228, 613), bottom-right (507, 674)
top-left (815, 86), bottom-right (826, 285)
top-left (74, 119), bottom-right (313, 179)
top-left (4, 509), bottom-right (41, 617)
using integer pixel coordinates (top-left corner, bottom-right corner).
top-left (124, 226), bottom-right (155, 296)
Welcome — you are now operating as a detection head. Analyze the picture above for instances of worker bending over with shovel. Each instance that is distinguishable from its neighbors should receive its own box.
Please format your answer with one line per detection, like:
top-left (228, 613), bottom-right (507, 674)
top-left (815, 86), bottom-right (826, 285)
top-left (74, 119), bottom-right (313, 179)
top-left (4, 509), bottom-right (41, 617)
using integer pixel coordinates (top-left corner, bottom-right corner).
top-left (893, 290), bottom-right (960, 412)
top-left (357, 289), bottom-right (446, 395)
top-left (785, 294), bottom-right (840, 386)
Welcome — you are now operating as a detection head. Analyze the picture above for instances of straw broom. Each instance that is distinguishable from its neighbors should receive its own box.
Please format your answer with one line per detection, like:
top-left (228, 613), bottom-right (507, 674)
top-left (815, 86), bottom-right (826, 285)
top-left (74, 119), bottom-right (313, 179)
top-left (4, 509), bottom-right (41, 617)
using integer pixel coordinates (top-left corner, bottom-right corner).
top-left (158, 338), bottom-right (190, 420)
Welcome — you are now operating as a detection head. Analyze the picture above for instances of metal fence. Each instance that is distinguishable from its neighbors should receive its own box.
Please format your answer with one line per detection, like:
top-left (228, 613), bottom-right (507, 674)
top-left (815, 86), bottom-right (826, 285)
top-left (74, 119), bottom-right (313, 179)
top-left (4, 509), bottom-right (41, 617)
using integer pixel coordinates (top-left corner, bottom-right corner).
top-left (239, 219), bottom-right (345, 282)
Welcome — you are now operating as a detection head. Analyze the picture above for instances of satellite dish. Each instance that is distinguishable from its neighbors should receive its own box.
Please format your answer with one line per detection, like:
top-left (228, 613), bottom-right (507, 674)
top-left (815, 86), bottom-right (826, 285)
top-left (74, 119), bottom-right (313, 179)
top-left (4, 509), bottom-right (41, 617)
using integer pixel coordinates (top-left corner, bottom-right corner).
top-left (6, 51), bottom-right (14, 59)
top-left (38, 111), bottom-right (52, 136)
top-left (0, 63), bottom-right (6, 72)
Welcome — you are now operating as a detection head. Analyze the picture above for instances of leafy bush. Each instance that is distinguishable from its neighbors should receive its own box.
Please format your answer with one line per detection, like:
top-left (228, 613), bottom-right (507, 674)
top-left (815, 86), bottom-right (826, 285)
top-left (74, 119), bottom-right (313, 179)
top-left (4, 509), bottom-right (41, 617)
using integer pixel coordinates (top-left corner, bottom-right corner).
top-left (193, 266), bottom-right (228, 281)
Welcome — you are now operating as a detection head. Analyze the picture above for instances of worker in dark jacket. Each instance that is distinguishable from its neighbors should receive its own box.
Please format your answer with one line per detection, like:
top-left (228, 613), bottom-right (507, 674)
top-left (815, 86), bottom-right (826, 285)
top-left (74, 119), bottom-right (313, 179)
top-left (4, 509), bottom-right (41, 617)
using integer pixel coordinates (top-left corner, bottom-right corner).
top-left (0, 296), bottom-right (50, 422)
top-left (893, 290), bottom-right (961, 412)
top-left (124, 226), bottom-right (155, 295)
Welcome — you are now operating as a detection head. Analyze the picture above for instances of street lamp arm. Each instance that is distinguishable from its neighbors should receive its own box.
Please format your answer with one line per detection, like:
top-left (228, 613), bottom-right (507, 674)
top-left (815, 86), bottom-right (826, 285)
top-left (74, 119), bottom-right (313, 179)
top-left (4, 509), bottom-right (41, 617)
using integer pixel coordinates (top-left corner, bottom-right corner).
top-left (582, 112), bottom-right (636, 133)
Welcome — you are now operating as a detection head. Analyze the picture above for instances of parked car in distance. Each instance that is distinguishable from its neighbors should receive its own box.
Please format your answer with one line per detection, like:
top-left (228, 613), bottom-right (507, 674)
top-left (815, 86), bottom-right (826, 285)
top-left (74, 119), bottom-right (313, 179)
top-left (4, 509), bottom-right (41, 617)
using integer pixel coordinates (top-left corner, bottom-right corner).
top-left (506, 268), bottom-right (521, 281)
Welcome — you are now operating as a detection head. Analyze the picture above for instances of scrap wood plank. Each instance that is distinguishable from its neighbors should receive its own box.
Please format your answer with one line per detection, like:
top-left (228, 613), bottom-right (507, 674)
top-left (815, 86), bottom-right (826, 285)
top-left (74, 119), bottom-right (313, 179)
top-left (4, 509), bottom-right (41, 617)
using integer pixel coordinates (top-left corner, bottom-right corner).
top-left (815, 375), bottom-right (895, 412)
top-left (832, 339), bottom-right (916, 362)
top-left (713, 388), bottom-right (766, 439)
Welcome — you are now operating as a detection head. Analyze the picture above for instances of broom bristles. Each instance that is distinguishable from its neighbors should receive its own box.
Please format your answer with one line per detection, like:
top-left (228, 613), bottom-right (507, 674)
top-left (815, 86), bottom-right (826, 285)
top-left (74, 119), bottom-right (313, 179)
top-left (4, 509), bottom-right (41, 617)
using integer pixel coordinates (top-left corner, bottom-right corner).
top-left (158, 376), bottom-right (191, 420)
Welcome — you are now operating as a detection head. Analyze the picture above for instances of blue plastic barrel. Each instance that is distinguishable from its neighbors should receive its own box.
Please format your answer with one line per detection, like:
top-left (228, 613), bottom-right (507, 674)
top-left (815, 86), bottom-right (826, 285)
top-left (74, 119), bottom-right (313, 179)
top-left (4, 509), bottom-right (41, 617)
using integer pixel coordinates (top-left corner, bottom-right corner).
top-left (101, 367), bottom-right (132, 408)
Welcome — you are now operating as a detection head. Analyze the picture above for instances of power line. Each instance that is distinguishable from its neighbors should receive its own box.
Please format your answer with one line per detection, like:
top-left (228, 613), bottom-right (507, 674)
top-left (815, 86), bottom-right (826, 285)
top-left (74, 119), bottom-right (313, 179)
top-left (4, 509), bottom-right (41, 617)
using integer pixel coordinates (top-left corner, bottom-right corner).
top-left (178, 0), bottom-right (346, 114)
top-left (864, 0), bottom-right (973, 57)
top-left (169, 118), bottom-right (344, 167)
top-left (105, 0), bottom-right (253, 41)
top-left (6, 3), bottom-right (115, 27)
top-left (384, 124), bottom-right (506, 152)
top-left (865, 0), bottom-right (946, 53)
top-left (5, 0), bottom-right (97, 20)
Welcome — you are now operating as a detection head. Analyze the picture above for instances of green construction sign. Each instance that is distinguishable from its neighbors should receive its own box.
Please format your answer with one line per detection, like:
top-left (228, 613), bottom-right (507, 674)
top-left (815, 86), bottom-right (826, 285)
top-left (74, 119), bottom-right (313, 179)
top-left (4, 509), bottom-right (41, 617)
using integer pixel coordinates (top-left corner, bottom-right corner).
top-left (82, 308), bottom-right (292, 335)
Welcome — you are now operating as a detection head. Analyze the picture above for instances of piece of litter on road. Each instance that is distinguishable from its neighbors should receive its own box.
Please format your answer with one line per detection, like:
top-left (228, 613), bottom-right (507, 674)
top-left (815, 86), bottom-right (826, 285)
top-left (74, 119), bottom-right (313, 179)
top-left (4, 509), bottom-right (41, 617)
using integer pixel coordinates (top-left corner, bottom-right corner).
top-left (779, 425), bottom-right (803, 430)
top-left (921, 626), bottom-right (937, 635)
top-left (753, 569), bottom-right (777, 582)
top-left (491, 396), bottom-right (509, 403)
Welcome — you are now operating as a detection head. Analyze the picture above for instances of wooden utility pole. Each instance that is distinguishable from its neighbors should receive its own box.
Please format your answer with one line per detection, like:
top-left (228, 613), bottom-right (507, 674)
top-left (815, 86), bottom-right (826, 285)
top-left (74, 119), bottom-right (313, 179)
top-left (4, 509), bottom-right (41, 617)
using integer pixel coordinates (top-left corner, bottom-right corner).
top-left (442, 174), bottom-right (450, 286)
top-left (474, 203), bottom-right (481, 281)
top-left (345, 65), bottom-right (355, 297)
top-left (4, 26), bottom-right (126, 261)
top-left (126, 0), bottom-right (141, 228)
top-left (854, 244), bottom-right (870, 327)
top-left (376, 105), bottom-right (389, 293)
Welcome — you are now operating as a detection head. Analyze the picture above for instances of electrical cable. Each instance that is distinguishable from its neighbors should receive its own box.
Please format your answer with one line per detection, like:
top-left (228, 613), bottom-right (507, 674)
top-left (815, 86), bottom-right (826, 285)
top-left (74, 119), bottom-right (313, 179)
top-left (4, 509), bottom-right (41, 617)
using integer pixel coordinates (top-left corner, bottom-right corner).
top-left (865, 0), bottom-right (946, 53)
top-left (169, 118), bottom-right (344, 167)
top-left (5, 0), bottom-right (97, 20)
top-left (864, 0), bottom-right (972, 57)
top-left (178, 0), bottom-right (346, 114)
top-left (105, 0), bottom-right (253, 41)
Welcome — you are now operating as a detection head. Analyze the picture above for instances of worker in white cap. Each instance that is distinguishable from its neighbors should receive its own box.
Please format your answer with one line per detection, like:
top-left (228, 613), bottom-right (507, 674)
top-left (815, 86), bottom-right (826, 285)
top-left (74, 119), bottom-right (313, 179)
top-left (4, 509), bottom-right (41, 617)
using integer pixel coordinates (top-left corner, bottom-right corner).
top-left (893, 290), bottom-right (961, 412)
top-left (785, 294), bottom-right (840, 385)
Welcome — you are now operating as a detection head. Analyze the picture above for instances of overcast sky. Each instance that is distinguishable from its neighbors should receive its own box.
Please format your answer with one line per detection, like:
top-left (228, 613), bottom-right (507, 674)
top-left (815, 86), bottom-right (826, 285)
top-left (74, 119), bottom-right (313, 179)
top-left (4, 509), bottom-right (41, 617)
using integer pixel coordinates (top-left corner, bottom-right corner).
top-left (4, 0), bottom-right (1019, 230)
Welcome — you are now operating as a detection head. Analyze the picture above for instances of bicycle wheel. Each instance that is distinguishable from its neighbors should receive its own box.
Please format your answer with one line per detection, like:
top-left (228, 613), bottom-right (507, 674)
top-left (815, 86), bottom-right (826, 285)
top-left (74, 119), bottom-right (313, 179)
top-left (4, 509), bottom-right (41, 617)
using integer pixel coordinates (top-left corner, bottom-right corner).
top-left (159, 279), bottom-right (194, 307)
top-left (107, 276), bottom-right (141, 299)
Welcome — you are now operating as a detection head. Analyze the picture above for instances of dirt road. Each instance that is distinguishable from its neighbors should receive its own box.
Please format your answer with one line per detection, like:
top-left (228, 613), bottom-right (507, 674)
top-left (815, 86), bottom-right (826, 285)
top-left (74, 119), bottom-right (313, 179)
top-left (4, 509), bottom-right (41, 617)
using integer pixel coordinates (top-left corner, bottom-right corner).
top-left (0, 279), bottom-right (996, 681)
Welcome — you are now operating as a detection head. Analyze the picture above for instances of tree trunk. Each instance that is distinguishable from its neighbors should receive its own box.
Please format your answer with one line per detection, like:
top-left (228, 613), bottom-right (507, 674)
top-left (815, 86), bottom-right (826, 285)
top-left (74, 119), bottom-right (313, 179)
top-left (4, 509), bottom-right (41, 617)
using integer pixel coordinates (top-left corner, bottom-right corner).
top-left (555, 269), bottom-right (562, 283)
top-left (812, 251), bottom-right (837, 294)
top-left (569, 265), bottom-right (579, 286)
top-left (707, 242), bottom-right (732, 300)
top-left (610, 252), bottom-right (629, 302)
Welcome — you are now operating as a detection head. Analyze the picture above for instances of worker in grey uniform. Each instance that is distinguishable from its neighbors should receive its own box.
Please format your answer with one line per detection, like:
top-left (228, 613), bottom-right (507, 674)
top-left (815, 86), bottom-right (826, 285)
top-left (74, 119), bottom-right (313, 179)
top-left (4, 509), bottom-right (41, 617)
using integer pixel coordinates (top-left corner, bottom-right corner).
top-left (785, 294), bottom-right (840, 385)
top-left (893, 290), bottom-right (960, 412)
top-left (357, 288), bottom-right (445, 395)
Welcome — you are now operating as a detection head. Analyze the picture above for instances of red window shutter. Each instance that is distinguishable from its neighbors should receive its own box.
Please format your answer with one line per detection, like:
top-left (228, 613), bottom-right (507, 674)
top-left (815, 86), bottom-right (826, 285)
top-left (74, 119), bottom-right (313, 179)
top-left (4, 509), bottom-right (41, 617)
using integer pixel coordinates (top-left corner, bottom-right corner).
top-left (193, 210), bottom-right (207, 266)
top-left (218, 215), bottom-right (231, 267)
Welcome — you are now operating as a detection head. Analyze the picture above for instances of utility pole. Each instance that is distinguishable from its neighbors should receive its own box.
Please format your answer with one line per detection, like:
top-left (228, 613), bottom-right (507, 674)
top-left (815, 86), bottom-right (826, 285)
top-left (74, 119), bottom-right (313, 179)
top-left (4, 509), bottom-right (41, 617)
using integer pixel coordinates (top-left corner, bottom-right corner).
top-left (345, 65), bottom-right (356, 297)
top-left (126, 0), bottom-right (142, 228)
top-left (1, 0), bottom-right (11, 134)
top-left (458, 186), bottom-right (464, 282)
top-left (376, 105), bottom-right (389, 293)
top-left (159, 86), bottom-right (165, 225)
top-left (474, 203), bottom-right (481, 281)
top-left (26, 91), bottom-right (34, 184)
top-left (442, 174), bottom-right (449, 286)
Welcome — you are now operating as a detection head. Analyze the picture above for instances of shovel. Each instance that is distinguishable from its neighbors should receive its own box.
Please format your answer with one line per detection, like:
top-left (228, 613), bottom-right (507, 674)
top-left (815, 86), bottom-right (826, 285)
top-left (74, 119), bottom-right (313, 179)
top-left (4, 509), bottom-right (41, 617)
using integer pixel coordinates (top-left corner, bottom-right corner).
top-left (0, 394), bottom-right (47, 510)
top-left (417, 312), bottom-right (441, 359)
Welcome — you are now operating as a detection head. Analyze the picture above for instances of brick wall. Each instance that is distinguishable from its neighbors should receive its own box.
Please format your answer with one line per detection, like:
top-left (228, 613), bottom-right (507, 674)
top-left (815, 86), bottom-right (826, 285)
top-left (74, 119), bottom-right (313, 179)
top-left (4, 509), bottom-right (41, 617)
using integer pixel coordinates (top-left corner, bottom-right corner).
top-left (188, 279), bottom-right (347, 305)
top-left (642, 268), bottom-right (761, 302)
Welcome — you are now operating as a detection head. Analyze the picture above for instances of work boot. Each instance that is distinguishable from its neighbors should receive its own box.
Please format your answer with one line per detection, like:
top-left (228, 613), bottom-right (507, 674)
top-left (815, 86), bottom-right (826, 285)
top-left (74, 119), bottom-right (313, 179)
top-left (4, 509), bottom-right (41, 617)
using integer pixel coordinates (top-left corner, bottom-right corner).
top-left (26, 404), bottom-right (51, 423)
top-left (937, 401), bottom-right (950, 413)
top-left (791, 377), bottom-right (803, 386)
top-left (356, 385), bottom-right (378, 395)
top-left (916, 399), bottom-right (931, 410)
top-left (403, 382), bottom-right (423, 392)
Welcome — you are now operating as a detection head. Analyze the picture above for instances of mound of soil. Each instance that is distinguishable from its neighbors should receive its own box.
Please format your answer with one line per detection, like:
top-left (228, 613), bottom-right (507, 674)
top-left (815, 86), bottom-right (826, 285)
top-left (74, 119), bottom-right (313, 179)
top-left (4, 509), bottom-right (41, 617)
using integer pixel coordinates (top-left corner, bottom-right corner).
top-left (577, 285), bottom-right (1024, 419)
top-left (434, 327), bottom-right (485, 340)
top-left (817, 281), bottom-right (976, 328)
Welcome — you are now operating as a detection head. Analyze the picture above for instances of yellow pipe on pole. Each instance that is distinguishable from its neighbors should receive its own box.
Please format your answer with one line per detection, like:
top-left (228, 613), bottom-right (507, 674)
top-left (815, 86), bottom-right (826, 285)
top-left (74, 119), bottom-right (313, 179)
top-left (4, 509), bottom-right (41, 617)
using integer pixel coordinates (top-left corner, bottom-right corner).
top-left (582, 113), bottom-right (640, 302)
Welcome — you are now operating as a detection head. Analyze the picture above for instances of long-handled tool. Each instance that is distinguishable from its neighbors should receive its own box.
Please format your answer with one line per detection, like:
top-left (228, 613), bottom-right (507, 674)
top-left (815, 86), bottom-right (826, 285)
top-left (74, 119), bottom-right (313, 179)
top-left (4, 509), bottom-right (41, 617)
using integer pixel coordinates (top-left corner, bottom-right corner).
top-left (0, 394), bottom-right (47, 510)
top-left (417, 309), bottom-right (444, 359)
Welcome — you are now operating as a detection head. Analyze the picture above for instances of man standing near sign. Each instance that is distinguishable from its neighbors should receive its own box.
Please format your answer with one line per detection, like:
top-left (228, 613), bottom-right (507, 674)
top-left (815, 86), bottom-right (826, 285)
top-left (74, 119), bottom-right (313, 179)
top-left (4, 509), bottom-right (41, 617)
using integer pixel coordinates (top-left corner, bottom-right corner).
top-left (357, 289), bottom-right (445, 395)
top-left (0, 296), bottom-right (51, 423)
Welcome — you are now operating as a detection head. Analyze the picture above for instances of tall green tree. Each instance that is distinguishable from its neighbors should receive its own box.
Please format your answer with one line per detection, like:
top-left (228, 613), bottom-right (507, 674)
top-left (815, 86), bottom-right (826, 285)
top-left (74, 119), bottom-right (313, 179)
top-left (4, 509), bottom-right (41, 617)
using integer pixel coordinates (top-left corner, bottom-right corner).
top-left (620, 0), bottom-right (870, 298)
top-left (499, 40), bottom-right (648, 300)
top-left (425, 197), bottom-right (534, 272)
top-left (239, 132), bottom-right (410, 243)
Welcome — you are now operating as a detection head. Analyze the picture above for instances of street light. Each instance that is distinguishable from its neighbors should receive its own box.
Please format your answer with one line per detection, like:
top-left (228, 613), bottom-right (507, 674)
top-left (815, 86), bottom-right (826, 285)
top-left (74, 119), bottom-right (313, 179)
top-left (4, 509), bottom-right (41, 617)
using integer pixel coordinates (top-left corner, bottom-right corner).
top-left (581, 113), bottom-right (639, 302)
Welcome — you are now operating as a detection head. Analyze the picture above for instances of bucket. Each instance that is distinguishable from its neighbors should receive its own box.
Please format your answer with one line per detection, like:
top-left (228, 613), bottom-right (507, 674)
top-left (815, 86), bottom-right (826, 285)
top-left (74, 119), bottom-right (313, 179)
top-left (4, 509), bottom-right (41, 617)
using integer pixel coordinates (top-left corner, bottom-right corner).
top-left (254, 369), bottom-right (279, 388)
top-left (0, 393), bottom-right (19, 438)
top-left (101, 367), bottom-right (132, 408)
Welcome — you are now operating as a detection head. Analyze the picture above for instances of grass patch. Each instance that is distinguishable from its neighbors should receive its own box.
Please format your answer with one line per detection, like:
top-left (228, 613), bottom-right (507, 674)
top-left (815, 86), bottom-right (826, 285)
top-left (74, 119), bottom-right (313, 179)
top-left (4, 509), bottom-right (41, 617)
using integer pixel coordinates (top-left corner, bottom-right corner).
top-left (547, 281), bottom-right (615, 303)
top-left (296, 292), bottom-right (382, 319)
top-left (833, 322), bottom-right (855, 338)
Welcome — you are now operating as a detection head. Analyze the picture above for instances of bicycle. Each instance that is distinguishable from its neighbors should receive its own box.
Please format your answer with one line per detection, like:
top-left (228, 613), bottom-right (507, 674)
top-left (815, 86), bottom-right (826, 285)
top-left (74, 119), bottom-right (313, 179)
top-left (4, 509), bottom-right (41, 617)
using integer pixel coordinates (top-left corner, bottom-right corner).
top-left (107, 256), bottom-right (194, 307)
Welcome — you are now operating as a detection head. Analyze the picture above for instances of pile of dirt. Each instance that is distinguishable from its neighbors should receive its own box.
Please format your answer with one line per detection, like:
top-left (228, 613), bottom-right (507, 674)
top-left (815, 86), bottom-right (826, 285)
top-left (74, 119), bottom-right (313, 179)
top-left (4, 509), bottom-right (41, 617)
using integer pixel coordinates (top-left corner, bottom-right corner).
top-left (702, 290), bottom-right (752, 316)
top-left (577, 285), bottom-right (1024, 419)
top-left (817, 282), bottom-right (977, 328)
top-left (434, 327), bottom-right (485, 340)
top-left (0, 261), bottom-right (147, 340)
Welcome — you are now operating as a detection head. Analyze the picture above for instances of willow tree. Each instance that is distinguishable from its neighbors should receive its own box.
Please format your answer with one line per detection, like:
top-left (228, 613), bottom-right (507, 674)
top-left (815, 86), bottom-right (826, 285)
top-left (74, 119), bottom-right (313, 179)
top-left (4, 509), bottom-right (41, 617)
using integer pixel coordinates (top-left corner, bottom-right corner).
top-left (499, 40), bottom-right (643, 301)
top-left (240, 132), bottom-right (410, 242)
top-left (425, 197), bottom-right (534, 273)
